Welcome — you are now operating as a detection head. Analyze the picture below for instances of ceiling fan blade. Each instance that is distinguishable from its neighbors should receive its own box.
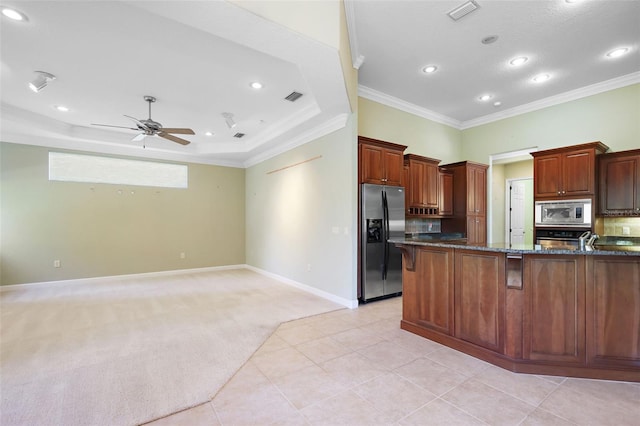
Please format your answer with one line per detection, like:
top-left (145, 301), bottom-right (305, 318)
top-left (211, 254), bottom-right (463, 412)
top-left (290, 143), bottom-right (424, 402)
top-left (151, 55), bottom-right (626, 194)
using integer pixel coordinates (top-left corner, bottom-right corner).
top-left (158, 132), bottom-right (190, 145)
top-left (132, 133), bottom-right (146, 142)
top-left (124, 114), bottom-right (148, 130)
top-left (91, 123), bottom-right (138, 130)
top-left (160, 128), bottom-right (195, 135)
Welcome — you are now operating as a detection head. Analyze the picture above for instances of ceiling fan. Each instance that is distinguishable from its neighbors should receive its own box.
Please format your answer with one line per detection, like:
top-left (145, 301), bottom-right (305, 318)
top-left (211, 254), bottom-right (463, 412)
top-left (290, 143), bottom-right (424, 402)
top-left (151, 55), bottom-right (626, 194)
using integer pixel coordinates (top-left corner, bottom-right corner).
top-left (92, 96), bottom-right (194, 145)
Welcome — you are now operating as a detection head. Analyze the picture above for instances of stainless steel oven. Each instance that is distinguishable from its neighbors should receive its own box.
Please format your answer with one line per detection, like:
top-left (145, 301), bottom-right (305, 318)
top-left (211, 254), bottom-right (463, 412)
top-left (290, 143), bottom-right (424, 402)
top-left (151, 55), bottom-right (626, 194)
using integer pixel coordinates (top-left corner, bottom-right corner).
top-left (535, 229), bottom-right (590, 251)
top-left (534, 199), bottom-right (591, 228)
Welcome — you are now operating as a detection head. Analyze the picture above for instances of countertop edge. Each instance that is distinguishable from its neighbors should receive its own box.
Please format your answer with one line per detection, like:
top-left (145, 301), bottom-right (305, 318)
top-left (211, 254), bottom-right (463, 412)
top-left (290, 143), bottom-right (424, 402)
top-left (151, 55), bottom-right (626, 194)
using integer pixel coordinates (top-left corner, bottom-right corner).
top-left (389, 239), bottom-right (640, 256)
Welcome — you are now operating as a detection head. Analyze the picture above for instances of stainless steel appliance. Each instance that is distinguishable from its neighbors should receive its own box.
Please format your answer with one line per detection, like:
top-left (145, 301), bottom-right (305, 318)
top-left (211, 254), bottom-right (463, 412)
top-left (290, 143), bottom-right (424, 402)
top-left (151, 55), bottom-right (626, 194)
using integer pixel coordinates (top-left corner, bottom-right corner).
top-left (360, 184), bottom-right (405, 303)
top-left (534, 199), bottom-right (592, 228)
top-left (535, 228), bottom-right (590, 250)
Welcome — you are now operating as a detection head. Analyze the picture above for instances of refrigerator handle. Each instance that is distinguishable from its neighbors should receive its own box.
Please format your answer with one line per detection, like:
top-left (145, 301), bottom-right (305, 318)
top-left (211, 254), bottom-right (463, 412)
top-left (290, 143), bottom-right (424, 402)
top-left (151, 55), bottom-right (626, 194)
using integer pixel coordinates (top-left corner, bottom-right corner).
top-left (382, 190), bottom-right (389, 280)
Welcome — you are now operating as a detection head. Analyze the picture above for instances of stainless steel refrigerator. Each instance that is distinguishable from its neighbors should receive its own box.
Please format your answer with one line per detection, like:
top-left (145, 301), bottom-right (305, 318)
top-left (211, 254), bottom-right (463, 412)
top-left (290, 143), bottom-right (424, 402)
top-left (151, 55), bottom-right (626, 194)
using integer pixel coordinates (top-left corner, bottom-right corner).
top-left (360, 184), bottom-right (405, 303)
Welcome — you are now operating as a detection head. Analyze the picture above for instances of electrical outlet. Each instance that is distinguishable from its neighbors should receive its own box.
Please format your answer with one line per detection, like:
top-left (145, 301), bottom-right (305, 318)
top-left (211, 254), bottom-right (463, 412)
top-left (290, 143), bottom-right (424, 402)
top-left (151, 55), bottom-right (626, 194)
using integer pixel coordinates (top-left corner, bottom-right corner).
top-left (180, 252), bottom-right (186, 259)
top-left (622, 226), bottom-right (631, 235)
top-left (53, 260), bottom-right (61, 268)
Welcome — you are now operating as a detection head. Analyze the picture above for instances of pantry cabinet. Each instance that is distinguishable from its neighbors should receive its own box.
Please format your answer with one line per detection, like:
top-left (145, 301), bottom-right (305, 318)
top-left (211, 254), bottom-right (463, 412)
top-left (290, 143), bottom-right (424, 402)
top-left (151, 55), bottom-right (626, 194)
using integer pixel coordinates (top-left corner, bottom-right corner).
top-left (438, 169), bottom-right (454, 216)
top-left (598, 149), bottom-right (640, 216)
top-left (531, 142), bottom-right (608, 200)
top-left (358, 136), bottom-right (406, 186)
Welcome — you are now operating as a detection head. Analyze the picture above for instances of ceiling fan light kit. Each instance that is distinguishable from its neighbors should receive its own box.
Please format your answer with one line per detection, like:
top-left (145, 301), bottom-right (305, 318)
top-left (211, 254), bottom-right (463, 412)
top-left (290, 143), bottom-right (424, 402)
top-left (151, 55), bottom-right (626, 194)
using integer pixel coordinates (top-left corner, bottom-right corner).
top-left (29, 71), bottom-right (56, 93)
top-left (92, 96), bottom-right (194, 146)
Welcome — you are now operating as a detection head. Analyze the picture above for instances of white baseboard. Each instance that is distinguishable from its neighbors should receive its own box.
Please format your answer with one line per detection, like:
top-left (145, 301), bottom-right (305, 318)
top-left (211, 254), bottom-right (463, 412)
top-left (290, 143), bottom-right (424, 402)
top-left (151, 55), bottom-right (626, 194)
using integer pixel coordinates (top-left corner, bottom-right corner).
top-left (0, 265), bottom-right (360, 310)
top-left (0, 265), bottom-right (244, 292)
top-left (243, 265), bottom-right (359, 309)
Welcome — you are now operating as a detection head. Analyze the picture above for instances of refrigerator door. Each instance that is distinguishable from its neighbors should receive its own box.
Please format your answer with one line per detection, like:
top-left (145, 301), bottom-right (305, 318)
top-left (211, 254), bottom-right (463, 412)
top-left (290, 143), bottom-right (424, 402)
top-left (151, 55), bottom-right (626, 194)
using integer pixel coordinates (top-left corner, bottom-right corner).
top-left (361, 184), bottom-right (405, 302)
top-left (383, 186), bottom-right (405, 295)
top-left (362, 184), bottom-right (385, 301)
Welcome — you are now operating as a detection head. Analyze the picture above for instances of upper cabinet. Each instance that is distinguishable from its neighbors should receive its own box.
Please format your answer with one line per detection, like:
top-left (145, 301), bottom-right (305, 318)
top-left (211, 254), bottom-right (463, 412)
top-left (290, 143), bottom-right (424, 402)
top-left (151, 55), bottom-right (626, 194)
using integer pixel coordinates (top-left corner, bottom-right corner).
top-left (358, 136), bottom-right (407, 186)
top-left (531, 142), bottom-right (609, 200)
top-left (598, 149), bottom-right (640, 216)
top-left (438, 169), bottom-right (454, 217)
top-left (404, 154), bottom-right (440, 215)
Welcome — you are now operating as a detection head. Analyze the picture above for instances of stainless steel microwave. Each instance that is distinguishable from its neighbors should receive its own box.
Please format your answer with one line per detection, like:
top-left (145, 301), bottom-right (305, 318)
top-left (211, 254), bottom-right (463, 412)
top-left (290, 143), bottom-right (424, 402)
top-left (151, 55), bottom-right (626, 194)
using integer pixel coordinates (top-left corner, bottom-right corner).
top-left (534, 199), bottom-right (592, 228)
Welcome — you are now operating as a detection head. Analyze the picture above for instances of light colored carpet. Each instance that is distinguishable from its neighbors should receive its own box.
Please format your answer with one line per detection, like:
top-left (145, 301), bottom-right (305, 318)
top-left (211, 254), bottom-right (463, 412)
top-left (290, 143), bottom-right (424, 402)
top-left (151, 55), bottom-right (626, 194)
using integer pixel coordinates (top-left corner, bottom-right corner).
top-left (0, 268), bottom-right (344, 425)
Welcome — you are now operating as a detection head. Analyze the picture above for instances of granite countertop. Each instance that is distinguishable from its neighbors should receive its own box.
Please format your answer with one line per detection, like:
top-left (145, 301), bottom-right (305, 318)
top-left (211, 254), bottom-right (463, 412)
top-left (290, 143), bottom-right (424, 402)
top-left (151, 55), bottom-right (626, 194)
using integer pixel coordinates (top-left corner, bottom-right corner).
top-left (389, 238), bottom-right (640, 257)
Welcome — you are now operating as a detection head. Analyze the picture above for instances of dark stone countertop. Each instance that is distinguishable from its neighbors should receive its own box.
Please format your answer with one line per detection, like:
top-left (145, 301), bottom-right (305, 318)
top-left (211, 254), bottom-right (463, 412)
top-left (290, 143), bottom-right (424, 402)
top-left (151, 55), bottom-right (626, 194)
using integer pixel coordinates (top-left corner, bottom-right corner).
top-left (389, 238), bottom-right (640, 257)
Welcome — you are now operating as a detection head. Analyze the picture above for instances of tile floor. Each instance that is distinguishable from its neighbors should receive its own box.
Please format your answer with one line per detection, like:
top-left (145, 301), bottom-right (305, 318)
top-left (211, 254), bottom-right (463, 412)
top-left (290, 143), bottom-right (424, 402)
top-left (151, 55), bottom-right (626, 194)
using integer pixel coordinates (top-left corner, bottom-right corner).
top-left (147, 297), bottom-right (640, 425)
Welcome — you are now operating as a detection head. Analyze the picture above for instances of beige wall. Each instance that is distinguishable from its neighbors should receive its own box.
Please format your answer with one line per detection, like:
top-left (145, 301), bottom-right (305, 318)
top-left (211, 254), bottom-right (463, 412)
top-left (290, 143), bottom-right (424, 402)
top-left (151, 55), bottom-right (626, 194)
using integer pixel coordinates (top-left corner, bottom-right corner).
top-left (0, 143), bottom-right (245, 285)
top-left (245, 116), bottom-right (357, 302)
top-left (358, 97), bottom-right (463, 164)
top-left (461, 84), bottom-right (640, 163)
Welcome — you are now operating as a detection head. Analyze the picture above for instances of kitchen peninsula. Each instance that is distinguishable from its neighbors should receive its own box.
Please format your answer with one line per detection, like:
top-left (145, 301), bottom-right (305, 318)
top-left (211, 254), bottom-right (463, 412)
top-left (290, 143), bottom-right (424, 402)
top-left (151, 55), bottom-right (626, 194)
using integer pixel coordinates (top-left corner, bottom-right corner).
top-left (391, 238), bottom-right (640, 382)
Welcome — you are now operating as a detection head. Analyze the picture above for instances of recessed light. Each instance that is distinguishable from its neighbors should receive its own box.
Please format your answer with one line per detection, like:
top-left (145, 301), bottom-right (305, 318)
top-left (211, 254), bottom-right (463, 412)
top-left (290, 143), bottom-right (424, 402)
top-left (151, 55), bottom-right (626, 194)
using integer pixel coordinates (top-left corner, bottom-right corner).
top-left (422, 65), bottom-right (438, 74)
top-left (494, 101), bottom-right (502, 107)
top-left (532, 73), bottom-right (551, 83)
top-left (205, 131), bottom-right (214, 136)
top-left (250, 81), bottom-right (263, 89)
top-left (606, 47), bottom-right (629, 58)
top-left (478, 94), bottom-right (493, 102)
top-left (1, 7), bottom-right (28, 21)
top-left (54, 105), bottom-right (69, 112)
top-left (509, 56), bottom-right (528, 67)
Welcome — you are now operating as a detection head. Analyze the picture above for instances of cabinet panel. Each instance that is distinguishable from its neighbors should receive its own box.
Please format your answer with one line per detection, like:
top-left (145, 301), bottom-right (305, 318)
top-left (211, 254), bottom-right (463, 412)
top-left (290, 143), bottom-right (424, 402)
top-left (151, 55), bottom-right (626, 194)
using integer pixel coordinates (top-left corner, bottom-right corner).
top-left (403, 247), bottom-right (454, 335)
top-left (438, 170), bottom-right (454, 216)
top-left (587, 257), bottom-right (640, 368)
top-left (455, 250), bottom-right (505, 353)
top-left (358, 137), bottom-right (407, 186)
top-left (360, 144), bottom-right (384, 184)
top-left (534, 155), bottom-right (562, 198)
top-left (384, 149), bottom-right (405, 187)
top-left (598, 151), bottom-right (640, 215)
top-left (563, 150), bottom-right (594, 196)
top-left (523, 256), bottom-right (585, 364)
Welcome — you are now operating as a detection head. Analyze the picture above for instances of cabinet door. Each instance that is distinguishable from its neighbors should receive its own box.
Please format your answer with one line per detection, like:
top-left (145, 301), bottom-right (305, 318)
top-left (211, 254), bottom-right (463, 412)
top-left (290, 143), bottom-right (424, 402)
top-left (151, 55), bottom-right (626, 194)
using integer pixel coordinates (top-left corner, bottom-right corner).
top-left (534, 154), bottom-right (563, 198)
top-left (384, 149), bottom-right (405, 186)
top-left (409, 160), bottom-right (426, 206)
top-left (465, 215), bottom-right (486, 245)
top-left (424, 162), bottom-right (439, 208)
top-left (599, 154), bottom-right (640, 214)
top-left (473, 166), bottom-right (487, 215)
top-left (438, 171), bottom-right (454, 216)
top-left (586, 257), bottom-right (640, 369)
top-left (563, 149), bottom-right (595, 196)
top-left (523, 255), bottom-right (585, 364)
top-left (455, 250), bottom-right (505, 353)
top-left (359, 143), bottom-right (385, 184)
top-left (403, 247), bottom-right (454, 335)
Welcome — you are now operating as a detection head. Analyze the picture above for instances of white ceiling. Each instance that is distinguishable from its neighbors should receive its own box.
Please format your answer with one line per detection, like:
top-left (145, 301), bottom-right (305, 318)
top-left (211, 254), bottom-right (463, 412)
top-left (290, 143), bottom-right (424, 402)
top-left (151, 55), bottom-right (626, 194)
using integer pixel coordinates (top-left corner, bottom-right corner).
top-left (1, 1), bottom-right (638, 168)
top-left (0, 1), bottom-right (350, 167)
top-left (348, 0), bottom-right (640, 128)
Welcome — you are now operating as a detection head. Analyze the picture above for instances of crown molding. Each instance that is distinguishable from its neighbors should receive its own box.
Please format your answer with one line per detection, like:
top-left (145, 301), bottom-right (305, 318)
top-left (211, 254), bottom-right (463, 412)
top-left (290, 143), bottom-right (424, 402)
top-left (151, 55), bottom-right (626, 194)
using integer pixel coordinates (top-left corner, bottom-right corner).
top-left (243, 113), bottom-right (350, 168)
top-left (358, 85), bottom-right (463, 129)
top-left (461, 72), bottom-right (640, 129)
top-left (344, 0), bottom-right (364, 69)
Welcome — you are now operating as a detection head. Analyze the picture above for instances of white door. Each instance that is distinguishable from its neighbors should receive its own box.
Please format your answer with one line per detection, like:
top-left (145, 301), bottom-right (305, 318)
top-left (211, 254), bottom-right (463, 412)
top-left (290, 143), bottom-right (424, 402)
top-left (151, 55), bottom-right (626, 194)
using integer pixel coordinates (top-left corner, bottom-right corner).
top-left (509, 180), bottom-right (526, 246)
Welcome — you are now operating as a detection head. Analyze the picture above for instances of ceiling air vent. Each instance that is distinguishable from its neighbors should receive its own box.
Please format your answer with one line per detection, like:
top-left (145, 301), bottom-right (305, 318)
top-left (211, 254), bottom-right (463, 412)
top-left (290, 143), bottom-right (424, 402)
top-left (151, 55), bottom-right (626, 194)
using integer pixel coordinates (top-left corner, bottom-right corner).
top-left (447, 0), bottom-right (479, 21)
top-left (233, 132), bottom-right (245, 138)
top-left (284, 91), bottom-right (303, 102)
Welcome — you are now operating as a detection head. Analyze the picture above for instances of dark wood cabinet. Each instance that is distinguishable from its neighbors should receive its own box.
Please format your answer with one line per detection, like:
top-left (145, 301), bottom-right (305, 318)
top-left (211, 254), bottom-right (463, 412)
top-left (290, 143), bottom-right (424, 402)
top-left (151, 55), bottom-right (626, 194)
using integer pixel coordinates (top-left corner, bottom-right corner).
top-left (454, 250), bottom-right (505, 353)
top-left (598, 149), bottom-right (640, 216)
top-left (404, 154), bottom-right (441, 216)
top-left (441, 161), bottom-right (488, 244)
top-left (358, 136), bottom-right (406, 186)
top-left (531, 142), bottom-right (608, 200)
top-left (523, 255), bottom-right (586, 364)
top-left (438, 169), bottom-right (454, 216)
top-left (586, 256), bottom-right (640, 369)
top-left (402, 246), bottom-right (454, 335)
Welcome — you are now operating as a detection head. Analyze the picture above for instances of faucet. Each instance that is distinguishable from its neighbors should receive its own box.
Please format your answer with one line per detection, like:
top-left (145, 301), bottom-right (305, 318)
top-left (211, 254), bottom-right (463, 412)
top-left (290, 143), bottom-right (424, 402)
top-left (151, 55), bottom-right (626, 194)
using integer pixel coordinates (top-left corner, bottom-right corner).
top-left (578, 231), bottom-right (590, 250)
top-left (586, 233), bottom-right (599, 248)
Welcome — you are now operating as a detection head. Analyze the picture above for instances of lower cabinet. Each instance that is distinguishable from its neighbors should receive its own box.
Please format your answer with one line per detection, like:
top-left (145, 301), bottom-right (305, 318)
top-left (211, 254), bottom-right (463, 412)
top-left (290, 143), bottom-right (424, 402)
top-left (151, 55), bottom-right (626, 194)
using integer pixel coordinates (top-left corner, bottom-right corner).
top-left (586, 256), bottom-right (640, 369)
top-left (454, 250), bottom-right (505, 353)
top-left (523, 255), bottom-right (586, 364)
top-left (402, 246), bottom-right (454, 335)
